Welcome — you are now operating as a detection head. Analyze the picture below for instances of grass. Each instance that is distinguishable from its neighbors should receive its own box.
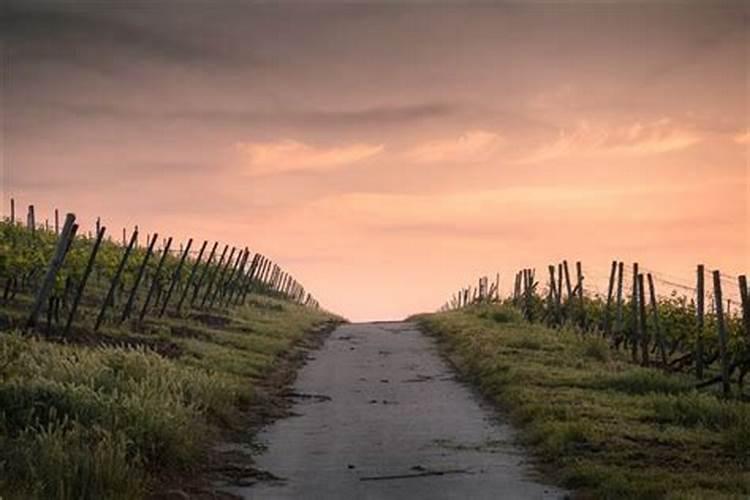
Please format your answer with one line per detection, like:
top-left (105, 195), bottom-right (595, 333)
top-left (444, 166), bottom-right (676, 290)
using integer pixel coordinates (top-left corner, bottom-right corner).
top-left (0, 293), bottom-right (336, 499)
top-left (414, 303), bottom-right (750, 499)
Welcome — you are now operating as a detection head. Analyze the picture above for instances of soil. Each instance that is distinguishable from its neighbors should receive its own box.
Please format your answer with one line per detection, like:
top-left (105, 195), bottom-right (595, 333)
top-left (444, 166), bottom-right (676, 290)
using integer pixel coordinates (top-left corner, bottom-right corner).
top-left (148, 319), bottom-right (341, 499)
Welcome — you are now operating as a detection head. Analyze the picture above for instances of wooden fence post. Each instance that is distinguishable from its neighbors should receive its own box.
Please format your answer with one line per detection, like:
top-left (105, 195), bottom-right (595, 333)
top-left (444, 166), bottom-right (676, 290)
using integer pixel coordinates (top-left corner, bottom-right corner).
top-left (563, 260), bottom-right (572, 301)
top-left (139, 237), bottom-right (172, 323)
top-left (54, 209), bottom-right (59, 235)
top-left (259, 258), bottom-right (270, 284)
top-left (10, 198), bottom-right (14, 223)
top-left (26, 213), bottom-right (77, 330)
top-left (176, 240), bottom-right (207, 314)
top-left (64, 226), bottom-right (106, 335)
top-left (27, 205), bottom-right (35, 233)
top-left (200, 244), bottom-right (228, 307)
top-left (159, 238), bottom-right (193, 317)
top-left (221, 248), bottom-right (248, 307)
top-left (631, 263), bottom-right (640, 363)
top-left (696, 264), bottom-right (705, 379)
top-left (208, 247), bottom-right (237, 308)
top-left (190, 241), bottom-right (218, 307)
top-left (712, 270), bottom-right (730, 397)
top-left (238, 253), bottom-right (261, 305)
top-left (216, 247), bottom-right (243, 306)
top-left (121, 233), bottom-right (158, 323)
top-left (739, 275), bottom-right (749, 342)
top-left (604, 260), bottom-right (617, 337)
top-left (576, 261), bottom-right (585, 329)
top-left (233, 256), bottom-right (253, 307)
top-left (638, 273), bottom-right (649, 366)
top-left (647, 273), bottom-right (667, 366)
top-left (96, 230), bottom-right (138, 331)
top-left (548, 265), bottom-right (558, 325)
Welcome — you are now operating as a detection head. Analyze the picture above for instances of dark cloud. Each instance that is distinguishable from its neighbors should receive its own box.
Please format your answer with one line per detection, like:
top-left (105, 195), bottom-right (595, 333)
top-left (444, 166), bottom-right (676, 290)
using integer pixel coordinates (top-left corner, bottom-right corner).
top-left (15, 100), bottom-right (461, 130)
top-left (2, 1), bottom-right (257, 70)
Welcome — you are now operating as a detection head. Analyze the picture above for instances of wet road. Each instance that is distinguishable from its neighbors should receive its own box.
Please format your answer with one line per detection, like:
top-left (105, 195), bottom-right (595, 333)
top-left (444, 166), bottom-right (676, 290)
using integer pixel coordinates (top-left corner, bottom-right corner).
top-left (226, 322), bottom-right (567, 499)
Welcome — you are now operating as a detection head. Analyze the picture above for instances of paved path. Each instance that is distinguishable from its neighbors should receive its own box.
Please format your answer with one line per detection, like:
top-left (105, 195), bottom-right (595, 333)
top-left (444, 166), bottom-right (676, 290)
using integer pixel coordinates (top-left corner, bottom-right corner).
top-left (227, 322), bottom-right (567, 499)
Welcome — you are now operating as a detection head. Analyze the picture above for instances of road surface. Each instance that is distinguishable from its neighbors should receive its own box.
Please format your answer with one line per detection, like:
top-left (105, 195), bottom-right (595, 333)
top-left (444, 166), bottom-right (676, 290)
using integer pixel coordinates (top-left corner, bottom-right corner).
top-left (223, 321), bottom-right (567, 499)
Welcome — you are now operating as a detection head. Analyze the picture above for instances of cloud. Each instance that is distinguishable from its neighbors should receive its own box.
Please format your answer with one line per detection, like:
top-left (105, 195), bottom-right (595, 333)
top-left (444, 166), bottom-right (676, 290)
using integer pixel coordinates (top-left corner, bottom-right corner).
top-left (519, 119), bottom-right (701, 164)
top-left (3, 2), bottom-right (237, 68)
top-left (235, 139), bottom-right (384, 176)
top-left (21, 101), bottom-right (458, 131)
top-left (404, 130), bottom-right (504, 164)
top-left (733, 130), bottom-right (750, 145)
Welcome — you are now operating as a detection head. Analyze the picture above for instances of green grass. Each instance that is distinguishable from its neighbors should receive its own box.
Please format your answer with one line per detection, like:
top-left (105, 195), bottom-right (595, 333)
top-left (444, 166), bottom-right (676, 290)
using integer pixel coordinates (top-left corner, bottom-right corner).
top-left (0, 293), bottom-right (336, 499)
top-left (414, 303), bottom-right (750, 499)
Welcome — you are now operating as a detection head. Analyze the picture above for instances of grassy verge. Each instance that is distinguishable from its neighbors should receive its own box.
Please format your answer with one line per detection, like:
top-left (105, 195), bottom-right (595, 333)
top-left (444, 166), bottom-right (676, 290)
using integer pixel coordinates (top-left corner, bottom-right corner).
top-left (414, 304), bottom-right (749, 499)
top-left (0, 294), bottom-right (337, 499)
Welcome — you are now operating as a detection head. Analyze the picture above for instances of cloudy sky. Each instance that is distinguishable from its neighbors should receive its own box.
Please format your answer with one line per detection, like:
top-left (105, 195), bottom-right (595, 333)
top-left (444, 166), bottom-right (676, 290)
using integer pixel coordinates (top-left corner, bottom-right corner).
top-left (2, 0), bottom-right (748, 320)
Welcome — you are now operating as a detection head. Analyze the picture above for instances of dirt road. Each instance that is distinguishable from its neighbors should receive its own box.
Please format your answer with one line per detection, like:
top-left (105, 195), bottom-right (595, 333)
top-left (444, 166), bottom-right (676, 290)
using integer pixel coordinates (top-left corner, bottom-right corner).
top-left (225, 322), bottom-right (567, 499)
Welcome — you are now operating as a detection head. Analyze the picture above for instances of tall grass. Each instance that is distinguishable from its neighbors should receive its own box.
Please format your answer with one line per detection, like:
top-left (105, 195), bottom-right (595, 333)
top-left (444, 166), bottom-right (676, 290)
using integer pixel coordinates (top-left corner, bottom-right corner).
top-left (0, 332), bottom-right (239, 499)
top-left (416, 303), bottom-right (750, 499)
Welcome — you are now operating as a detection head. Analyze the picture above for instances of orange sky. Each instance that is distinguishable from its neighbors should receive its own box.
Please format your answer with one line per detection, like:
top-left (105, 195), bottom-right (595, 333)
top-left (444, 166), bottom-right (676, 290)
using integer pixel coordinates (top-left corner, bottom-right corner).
top-left (2, 1), bottom-right (748, 320)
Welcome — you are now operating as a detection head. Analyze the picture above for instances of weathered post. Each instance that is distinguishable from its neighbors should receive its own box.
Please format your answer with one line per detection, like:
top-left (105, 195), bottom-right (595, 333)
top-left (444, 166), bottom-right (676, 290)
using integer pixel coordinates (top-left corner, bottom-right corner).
top-left (121, 233), bottom-right (158, 323)
top-left (696, 264), bottom-right (705, 379)
top-left (27, 205), bottom-right (35, 233)
top-left (739, 275), bottom-right (749, 342)
top-left (576, 261), bottom-right (585, 329)
top-left (631, 263), bottom-right (640, 363)
top-left (208, 246), bottom-right (237, 308)
top-left (548, 265), bottom-right (558, 325)
top-left (604, 260), bottom-right (617, 337)
top-left (556, 263), bottom-right (564, 315)
top-left (712, 270), bottom-right (730, 397)
top-left (139, 237), bottom-right (172, 323)
top-left (230, 251), bottom-right (253, 306)
top-left (220, 248), bottom-right (247, 307)
top-left (54, 209), bottom-right (59, 234)
top-left (26, 213), bottom-right (77, 330)
top-left (159, 238), bottom-right (193, 317)
top-left (9, 198), bottom-right (14, 223)
top-left (647, 273), bottom-right (668, 366)
top-left (199, 244), bottom-right (228, 307)
top-left (637, 273), bottom-right (649, 366)
top-left (96, 230), bottom-right (138, 331)
top-left (238, 253), bottom-right (261, 305)
top-left (563, 260), bottom-right (573, 301)
top-left (176, 240), bottom-right (207, 314)
top-left (191, 241), bottom-right (219, 306)
top-left (64, 226), bottom-right (106, 335)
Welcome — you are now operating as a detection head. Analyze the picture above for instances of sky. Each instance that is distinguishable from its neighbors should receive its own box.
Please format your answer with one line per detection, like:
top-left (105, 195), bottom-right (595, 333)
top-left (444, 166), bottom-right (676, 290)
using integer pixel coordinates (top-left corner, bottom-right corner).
top-left (1, 0), bottom-right (748, 321)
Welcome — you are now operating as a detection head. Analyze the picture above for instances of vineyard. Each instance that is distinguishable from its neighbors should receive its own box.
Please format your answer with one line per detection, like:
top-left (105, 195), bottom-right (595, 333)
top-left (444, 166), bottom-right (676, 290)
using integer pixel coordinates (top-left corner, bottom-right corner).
top-left (0, 199), bottom-right (334, 499)
top-left (415, 260), bottom-right (749, 497)
top-left (0, 200), bottom-right (320, 336)
top-left (442, 260), bottom-right (750, 398)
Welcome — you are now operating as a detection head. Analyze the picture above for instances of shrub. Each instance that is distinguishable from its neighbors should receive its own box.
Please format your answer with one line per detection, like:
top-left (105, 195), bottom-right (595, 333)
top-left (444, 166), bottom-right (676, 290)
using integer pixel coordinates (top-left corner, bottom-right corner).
top-left (580, 337), bottom-right (610, 363)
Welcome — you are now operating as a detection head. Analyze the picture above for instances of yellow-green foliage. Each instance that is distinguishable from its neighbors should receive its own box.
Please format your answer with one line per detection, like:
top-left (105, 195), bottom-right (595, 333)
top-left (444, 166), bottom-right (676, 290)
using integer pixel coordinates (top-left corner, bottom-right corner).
top-left (0, 293), bottom-right (335, 499)
top-left (0, 333), bottom-right (225, 498)
top-left (415, 304), bottom-right (750, 499)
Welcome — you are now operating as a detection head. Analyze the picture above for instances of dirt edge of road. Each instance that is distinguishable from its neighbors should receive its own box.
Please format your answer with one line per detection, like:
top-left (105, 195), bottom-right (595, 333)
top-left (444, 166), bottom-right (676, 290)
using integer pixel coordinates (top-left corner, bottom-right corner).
top-left (410, 318), bottom-right (573, 498)
top-left (149, 319), bottom-right (343, 500)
